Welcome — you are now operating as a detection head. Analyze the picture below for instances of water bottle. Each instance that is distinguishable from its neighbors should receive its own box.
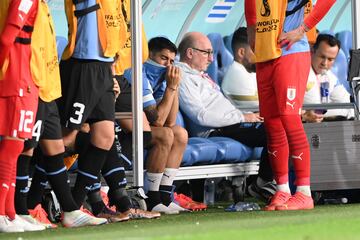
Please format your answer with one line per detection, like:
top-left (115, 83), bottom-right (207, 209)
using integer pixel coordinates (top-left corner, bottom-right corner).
top-left (323, 197), bottom-right (348, 205)
top-left (203, 178), bottom-right (215, 206)
top-left (319, 71), bottom-right (330, 103)
top-left (225, 202), bottom-right (261, 212)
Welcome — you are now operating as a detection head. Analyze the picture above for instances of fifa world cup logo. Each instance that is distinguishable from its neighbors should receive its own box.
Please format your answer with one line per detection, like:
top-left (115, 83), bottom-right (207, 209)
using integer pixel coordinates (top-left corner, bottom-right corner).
top-left (260, 0), bottom-right (271, 17)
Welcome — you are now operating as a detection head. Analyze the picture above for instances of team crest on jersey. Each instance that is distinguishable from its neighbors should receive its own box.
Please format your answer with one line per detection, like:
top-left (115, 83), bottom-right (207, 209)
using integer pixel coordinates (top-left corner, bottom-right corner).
top-left (287, 88), bottom-right (296, 101)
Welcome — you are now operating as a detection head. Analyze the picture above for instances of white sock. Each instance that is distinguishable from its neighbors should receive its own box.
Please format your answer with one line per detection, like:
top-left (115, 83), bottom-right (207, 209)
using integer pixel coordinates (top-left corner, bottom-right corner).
top-left (296, 185), bottom-right (311, 196)
top-left (277, 183), bottom-right (291, 194)
top-left (160, 168), bottom-right (178, 186)
top-left (145, 172), bottom-right (163, 191)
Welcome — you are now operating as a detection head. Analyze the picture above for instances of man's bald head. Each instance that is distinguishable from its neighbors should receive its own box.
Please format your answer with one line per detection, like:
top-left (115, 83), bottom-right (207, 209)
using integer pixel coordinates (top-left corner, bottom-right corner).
top-left (178, 32), bottom-right (213, 72)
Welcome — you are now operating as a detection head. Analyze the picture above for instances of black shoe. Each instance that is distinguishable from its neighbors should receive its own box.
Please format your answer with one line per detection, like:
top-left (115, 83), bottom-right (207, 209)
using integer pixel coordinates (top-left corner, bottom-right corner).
top-left (248, 180), bottom-right (276, 203)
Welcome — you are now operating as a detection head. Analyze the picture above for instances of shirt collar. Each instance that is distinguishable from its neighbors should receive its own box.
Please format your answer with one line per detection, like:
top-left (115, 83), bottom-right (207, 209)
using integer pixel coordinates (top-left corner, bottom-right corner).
top-left (145, 59), bottom-right (166, 69)
top-left (176, 62), bottom-right (202, 75)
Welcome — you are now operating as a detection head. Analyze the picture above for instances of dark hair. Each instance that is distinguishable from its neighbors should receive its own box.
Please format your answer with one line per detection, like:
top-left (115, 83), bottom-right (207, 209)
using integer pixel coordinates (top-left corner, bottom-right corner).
top-left (231, 27), bottom-right (249, 53)
top-left (148, 37), bottom-right (177, 55)
top-left (313, 34), bottom-right (341, 52)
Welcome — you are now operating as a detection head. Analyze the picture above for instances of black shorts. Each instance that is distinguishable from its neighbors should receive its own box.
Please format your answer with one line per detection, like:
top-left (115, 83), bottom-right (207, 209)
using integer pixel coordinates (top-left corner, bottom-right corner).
top-left (24, 100), bottom-right (63, 149)
top-left (115, 75), bottom-right (132, 113)
top-left (58, 58), bottom-right (115, 130)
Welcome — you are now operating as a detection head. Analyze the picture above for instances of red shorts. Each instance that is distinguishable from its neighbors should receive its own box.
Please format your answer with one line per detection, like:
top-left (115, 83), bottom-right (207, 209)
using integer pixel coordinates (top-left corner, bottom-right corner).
top-left (0, 90), bottom-right (39, 139)
top-left (256, 52), bottom-right (311, 118)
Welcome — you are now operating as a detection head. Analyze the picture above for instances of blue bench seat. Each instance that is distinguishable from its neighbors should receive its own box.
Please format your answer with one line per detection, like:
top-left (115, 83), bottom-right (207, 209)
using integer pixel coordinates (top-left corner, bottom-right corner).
top-left (176, 112), bottom-right (262, 167)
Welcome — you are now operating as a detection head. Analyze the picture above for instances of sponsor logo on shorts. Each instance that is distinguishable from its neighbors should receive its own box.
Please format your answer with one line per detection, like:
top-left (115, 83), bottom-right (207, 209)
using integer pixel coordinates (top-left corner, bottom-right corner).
top-left (268, 150), bottom-right (277, 158)
top-left (291, 152), bottom-right (304, 161)
top-left (286, 101), bottom-right (296, 109)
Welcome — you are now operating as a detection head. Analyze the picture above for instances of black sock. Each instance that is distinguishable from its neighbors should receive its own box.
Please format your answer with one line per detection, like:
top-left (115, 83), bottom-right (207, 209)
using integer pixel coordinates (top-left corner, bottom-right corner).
top-left (87, 188), bottom-right (106, 216)
top-left (72, 143), bottom-right (108, 206)
top-left (102, 142), bottom-right (127, 190)
top-left (108, 188), bottom-right (131, 213)
top-left (102, 142), bottom-right (131, 212)
top-left (159, 185), bottom-right (173, 206)
top-left (15, 155), bottom-right (32, 215)
top-left (145, 191), bottom-right (162, 210)
top-left (75, 132), bottom-right (91, 156)
top-left (44, 153), bottom-right (78, 212)
top-left (27, 159), bottom-right (48, 209)
top-left (258, 148), bottom-right (273, 182)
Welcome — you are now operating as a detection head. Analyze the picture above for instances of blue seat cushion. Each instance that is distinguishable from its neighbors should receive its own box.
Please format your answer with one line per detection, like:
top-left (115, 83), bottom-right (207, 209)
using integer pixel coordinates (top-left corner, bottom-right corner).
top-left (181, 144), bottom-right (196, 166)
top-left (180, 137), bottom-right (219, 166)
top-left (251, 147), bottom-right (263, 160)
top-left (181, 137), bottom-right (257, 166)
top-left (208, 137), bottom-right (253, 163)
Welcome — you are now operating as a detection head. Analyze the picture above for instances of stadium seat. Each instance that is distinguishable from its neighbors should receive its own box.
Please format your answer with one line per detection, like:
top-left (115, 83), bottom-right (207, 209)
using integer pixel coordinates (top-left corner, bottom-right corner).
top-left (56, 36), bottom-right (68, 61)
top-left (332, 48), bottom-right (351, 93)
top-left (336, 30), bottom-right (352, 61)
top-left (251, 147), bottom-right (263, 160)
top-left (206, 33), bottom-right (234, 85)
top-left (223, 34), bottom-right (233, 55)
top-left (186, 138), bottom-right (219, 165)
top-left (208, 136), bottom-right (253, 163)
top-left (320, 29), bottom-right (335, 36)
top-left (176, 112), bottom-right (219, 166)
top-left (176, 111), bottom-right (259, 167)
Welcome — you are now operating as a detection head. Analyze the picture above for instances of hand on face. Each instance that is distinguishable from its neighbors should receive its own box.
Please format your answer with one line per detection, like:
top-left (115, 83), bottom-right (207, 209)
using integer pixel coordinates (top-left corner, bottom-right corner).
top-left (165, 65), bottom-right (181, 89)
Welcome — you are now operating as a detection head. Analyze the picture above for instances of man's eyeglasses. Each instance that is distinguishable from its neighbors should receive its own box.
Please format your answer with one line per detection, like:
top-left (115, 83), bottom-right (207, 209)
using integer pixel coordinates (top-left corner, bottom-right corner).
top-left (191, 47), bottom-right (214, 57)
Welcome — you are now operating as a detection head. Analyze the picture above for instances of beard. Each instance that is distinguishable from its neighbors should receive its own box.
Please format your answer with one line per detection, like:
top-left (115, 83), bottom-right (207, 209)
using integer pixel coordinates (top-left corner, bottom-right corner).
top-left (245, 63), bottom-right (256, 73)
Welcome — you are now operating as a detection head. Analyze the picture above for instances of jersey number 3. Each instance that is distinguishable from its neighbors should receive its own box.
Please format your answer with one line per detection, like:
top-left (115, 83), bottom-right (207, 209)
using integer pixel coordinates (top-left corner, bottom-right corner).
top-left (70, 102), bottom-right (85, 125)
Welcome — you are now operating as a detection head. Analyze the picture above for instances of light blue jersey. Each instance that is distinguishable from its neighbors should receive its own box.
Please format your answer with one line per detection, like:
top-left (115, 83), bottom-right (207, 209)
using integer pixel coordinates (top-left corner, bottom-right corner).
top-left (72, 0), bottom-right (113, 62)
top-left (282, 0), bottom-right (310, 56)
top-left (123, 60), bottom-right (167, 108)
top-left (144, 60), bottom-right (167, 103)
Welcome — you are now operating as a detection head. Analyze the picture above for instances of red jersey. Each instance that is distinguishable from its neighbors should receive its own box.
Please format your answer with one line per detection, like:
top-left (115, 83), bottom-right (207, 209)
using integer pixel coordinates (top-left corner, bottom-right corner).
top-left (0, 0), bottom-right (39, 98)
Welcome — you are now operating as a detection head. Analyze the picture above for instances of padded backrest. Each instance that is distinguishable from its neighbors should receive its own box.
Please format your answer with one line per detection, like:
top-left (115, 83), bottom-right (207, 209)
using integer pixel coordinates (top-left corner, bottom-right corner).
top-left (56, 36), bottom-right (68, 61)
top-left (332, 48), bottom-right (350, 93)
top-left (336, 30), bottom-right (352, 61)
top-left (206, 33), bottom-right (234, 85)
top-left (223, 34), bottom-right (233, 55)
top-left (320, 29), bottom-right (335, 36)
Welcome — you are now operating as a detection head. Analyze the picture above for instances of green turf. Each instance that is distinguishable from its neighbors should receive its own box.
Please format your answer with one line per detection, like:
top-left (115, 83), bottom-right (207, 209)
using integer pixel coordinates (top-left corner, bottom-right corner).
top-left (2, 204), bottom-right (360, 240)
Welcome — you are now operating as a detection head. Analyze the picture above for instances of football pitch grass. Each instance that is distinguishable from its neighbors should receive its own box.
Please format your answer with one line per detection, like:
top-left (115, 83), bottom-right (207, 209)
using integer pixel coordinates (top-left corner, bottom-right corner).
top-left (2, 203), bottom-right (360, 240)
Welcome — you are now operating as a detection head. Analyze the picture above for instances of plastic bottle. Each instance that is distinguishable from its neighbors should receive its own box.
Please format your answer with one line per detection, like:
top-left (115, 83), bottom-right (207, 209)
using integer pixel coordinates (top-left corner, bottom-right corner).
top-left (225, 202), bottom-right (261, 212)
top-left (203, 178), bottom-right (215, 206)
top-left (319, 71), bottom-right (330, 103)
top-left (323, 197), bottom-right (348, 205)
